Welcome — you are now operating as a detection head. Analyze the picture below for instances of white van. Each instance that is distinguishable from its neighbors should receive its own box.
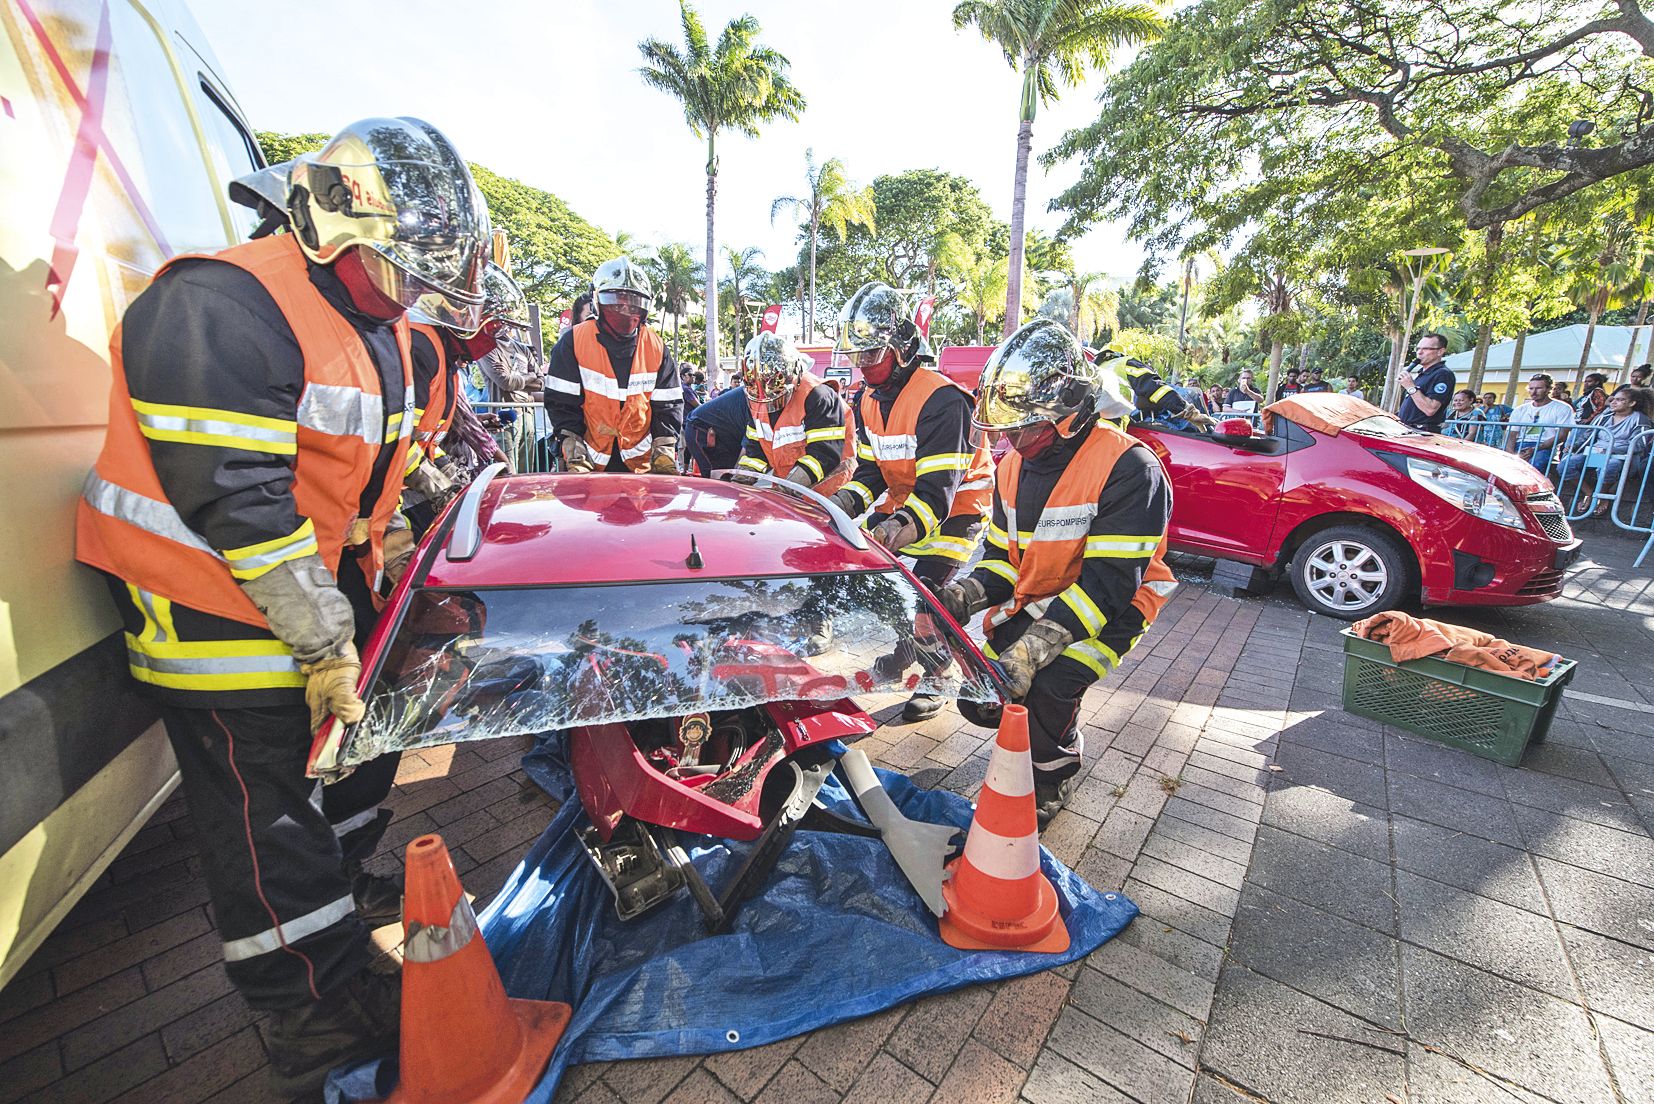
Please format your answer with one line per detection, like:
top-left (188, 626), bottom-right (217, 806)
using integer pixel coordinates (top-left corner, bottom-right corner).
top-left (0, 0), bottom-right (262, 988)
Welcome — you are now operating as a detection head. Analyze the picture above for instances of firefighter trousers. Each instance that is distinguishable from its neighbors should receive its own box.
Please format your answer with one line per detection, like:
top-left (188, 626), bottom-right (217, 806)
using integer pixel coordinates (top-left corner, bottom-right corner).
top-left (987, 613), bottom-right (1146, 785)
top-left (159, 704), bottom-right (372, 1010)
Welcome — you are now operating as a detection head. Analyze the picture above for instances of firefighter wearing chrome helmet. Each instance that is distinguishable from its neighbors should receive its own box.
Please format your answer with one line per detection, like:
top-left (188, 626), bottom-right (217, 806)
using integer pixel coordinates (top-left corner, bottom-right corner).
top-left (934, 319), bottom-right (1177, 827)
top-left (736, 333), bottom-right (852, 490)
top-left (545, 257), bottom-right (683, 473)
top-left (75, 117), bottom-right (487, 1094)
top-left (828, 281), bottom-right (994, 720)
top-left (1035, 290), bottom-right (1214, 429)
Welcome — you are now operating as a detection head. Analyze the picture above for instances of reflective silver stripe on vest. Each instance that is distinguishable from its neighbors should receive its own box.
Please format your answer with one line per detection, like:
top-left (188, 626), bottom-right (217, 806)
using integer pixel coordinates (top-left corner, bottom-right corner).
top-left (1028, 503), bottom-right (1098, 543)
top-left (577, 365), bottom-right (657, 400)
top-left (125, 646), bottom-right (302, 678)
top-left (82, 473), bottom-right (221, 558)
top-left (298, 384), bottom-right (386, 445)
top-left (863, 431), bottom-right (917, 462)
top-left (222, 894), bottom-right (355, 961)
top-left (404, 897), bottom-right (478, 963)
top-left (585, 434), bottom-right (654, 465)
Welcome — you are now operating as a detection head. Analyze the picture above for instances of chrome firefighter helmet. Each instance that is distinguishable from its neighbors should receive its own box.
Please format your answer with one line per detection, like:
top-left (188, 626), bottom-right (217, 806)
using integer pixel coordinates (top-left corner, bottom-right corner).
top-left (741, 333), bottom-right (809, 412)
top-left (975, 318), bottom-right (1133, 437)
top-left (591, 257), bottom-right (654, 336)
top-left (834, 281), bottom-right (930, 386)
top-left (228, 160), bottom-right (292, 228)
top-left (286, 117), bottom-right (488, 331)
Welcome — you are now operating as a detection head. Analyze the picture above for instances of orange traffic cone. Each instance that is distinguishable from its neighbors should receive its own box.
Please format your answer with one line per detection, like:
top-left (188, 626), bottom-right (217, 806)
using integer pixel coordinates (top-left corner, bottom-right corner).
top-left (387, 834), bottom-right (570, 1103)
top-left (939, 704), bottom-right (1070, 954)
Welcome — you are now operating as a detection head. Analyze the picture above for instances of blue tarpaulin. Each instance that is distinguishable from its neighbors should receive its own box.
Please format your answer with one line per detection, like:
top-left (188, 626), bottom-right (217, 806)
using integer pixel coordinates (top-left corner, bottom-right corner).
top-left (329, 734), bottom-right (1136, 1102)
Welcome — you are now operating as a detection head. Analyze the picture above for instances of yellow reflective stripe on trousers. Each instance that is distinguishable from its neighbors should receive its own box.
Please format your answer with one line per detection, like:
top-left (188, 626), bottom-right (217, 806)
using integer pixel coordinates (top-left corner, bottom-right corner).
top-left (221, 519), bottom-right (318, 580)
top-left (125, 634), bottom-right (305, 691)
top-left (1057, 581), bottom-right (1107, 636)
top-left (1061, 637), bottom-right (1122, 679)
top-left (130, 399), bottom-right (298, 455)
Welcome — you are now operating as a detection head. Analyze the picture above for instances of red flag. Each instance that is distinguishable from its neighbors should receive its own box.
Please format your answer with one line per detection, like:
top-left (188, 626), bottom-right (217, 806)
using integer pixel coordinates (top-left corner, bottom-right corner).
top-left (913, 296), bottom-right (936, 337)
top-left (759, 304), bottom-right (782, 334)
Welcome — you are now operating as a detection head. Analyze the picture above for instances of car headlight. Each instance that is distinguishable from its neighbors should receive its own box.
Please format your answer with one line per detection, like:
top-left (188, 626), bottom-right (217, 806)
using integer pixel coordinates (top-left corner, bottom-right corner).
top-left (1404, 457), bottom-right (1525, 529)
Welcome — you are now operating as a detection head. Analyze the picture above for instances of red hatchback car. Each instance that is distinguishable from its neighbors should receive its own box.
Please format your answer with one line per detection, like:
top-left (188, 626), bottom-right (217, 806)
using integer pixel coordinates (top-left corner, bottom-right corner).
top-left (1129, 395), bottom-right (1582, 619)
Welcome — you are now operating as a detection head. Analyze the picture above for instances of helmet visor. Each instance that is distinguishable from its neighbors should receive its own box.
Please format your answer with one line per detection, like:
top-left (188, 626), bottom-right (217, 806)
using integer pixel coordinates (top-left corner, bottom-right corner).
top-left (293, 153), bottom-right (485, 305)
top-left (360, 250), bottom-right (482, 332)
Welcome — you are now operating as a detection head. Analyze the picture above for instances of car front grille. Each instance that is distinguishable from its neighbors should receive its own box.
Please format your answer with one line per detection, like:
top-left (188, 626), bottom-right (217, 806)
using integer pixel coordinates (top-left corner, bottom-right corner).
top-left (1527, 493), bottom-right (1573, 544)
top-left (1519, 569), bottom-right (1566, 596)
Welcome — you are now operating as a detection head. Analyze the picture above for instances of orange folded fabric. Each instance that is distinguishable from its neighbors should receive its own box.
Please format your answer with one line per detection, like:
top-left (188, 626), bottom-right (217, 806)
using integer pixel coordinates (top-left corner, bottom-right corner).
top-left (1351, 611), bottom-right (1560, 680)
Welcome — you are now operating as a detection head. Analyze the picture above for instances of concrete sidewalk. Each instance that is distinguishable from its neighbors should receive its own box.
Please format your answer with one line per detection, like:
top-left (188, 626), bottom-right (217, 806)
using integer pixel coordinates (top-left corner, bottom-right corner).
top-left (3, 529), bottom-right (1650, 1103)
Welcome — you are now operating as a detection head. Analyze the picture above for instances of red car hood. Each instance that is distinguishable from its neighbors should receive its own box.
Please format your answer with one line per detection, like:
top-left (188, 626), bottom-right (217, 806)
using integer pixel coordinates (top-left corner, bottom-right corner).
top-left (1344, 429), bottom-right (1550, 496)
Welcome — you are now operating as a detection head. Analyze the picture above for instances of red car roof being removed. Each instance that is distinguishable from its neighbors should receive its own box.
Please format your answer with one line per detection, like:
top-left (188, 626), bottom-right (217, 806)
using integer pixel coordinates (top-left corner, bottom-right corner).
top-left (423, 473), bottom-right (892, 588)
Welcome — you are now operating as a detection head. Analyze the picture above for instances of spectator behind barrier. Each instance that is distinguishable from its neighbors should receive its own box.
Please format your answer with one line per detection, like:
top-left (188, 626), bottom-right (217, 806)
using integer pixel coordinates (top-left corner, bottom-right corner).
top-left (1556, 387), bottom-right (1654, 517)
top-left (1506, 373), bottom-right (1576, 471)
top-left (1444, 390), bottom-right (1485, 439)
top-left (1479, 391), bottom-right (1512, 447)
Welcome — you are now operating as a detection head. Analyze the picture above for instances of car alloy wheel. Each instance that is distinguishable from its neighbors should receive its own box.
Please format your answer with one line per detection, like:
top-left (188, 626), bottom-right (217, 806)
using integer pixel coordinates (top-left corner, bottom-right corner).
top-left (1290, 524), bottom-right (1408, 619)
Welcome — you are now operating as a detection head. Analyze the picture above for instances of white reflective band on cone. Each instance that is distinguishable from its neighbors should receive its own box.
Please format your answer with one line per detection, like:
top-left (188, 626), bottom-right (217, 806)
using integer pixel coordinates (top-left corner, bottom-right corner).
top-left (983, 751), bottom-right (1034, 798)
top-left (962, 823), bottom-right (1041, 881)
top-left (404, 897), bottom-right (478, 963)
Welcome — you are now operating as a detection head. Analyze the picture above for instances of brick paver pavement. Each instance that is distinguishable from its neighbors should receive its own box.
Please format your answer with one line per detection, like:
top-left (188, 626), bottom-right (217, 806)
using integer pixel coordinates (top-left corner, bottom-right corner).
top-left (5, 529), bottom-right (1652, 1103)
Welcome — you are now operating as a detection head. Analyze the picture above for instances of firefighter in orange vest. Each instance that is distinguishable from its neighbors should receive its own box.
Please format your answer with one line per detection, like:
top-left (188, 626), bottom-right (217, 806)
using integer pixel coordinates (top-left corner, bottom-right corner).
top-left (736, 332), bottom-right (853, 490)
top-left (828, 281), bottom-right (993, 720)
top-left (935, 319), bottom-right (1176, 826)
top-left (75, 118), bottom-right (487, 1095)
top-left (544, 257), bottom-right (683, 473)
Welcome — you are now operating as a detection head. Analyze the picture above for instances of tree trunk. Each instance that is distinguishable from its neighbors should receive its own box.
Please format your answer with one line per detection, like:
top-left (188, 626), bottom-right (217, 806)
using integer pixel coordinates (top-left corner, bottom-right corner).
top-left (1577, 298), bottom-right (1603, 381)
top-left (673, 309), bottom-right (680, 359)
top-left (1003, 68), bottom-right (1036, 339)
top-left (704, 135), bottom-right (719, 375)
top-left (1297, 341), bottom-right (1310, 372)
top-left (1621, 296), bottom-right (1651, 383)
top-left (976, 314), bottom-right (985, 345)
top-left (1266, 339), bottom-right (1285, 401)
top-left (1503, 329), bottom-right (1528, 405)
top-left (1467, 221), bottom-right (1506, 393)
top-left (807, 211), bottom-right (819, 343)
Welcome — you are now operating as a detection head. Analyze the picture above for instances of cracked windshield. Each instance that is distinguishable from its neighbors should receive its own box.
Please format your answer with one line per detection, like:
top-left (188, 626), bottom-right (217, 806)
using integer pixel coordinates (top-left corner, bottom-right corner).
top-left (341, 572), bottom-right (1001, 766)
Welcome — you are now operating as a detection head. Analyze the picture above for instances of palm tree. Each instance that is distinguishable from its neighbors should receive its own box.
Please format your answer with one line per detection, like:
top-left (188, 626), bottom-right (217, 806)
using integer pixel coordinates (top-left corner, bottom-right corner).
top-left (949, 252), bottom-right (1010, 345)
top-left (721, 245), bottom-right (767, 355)
top-left (1068, 271), bottom-right (1120, 344)
top-left (952, 0), bottom-right (1164, 338)
top-left (612, 230), bottom-right (655, 264)
top-left (639, 2), bottom-right (805, 375)
top-left (771, 150), bottom-right (876, 343)
top-left (647, 242), bottom-right (703, 360)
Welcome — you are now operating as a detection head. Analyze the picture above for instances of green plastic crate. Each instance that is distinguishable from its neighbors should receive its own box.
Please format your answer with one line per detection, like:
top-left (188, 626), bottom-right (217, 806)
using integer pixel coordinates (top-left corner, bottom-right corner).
top-left (1340, 628), bottom-right (1575, 766)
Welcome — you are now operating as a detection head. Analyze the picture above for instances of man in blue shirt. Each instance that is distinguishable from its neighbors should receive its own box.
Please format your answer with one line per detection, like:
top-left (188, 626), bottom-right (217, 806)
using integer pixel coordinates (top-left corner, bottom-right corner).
top-left (1396, 333), bottom-right (1454, 431)
top-left (685, 382), bottom-right (752, 475)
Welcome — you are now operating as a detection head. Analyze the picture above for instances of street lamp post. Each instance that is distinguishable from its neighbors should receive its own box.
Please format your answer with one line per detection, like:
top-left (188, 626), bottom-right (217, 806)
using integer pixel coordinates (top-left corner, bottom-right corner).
top-left (1383, 247), bottom-right (1451, 411)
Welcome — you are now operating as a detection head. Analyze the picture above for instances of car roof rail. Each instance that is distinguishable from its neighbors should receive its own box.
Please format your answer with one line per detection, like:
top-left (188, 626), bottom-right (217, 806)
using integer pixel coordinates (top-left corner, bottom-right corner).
top-left (445, 461), bottom-right (508, 562)
top-left (716, 468), bottom-right (871, 550)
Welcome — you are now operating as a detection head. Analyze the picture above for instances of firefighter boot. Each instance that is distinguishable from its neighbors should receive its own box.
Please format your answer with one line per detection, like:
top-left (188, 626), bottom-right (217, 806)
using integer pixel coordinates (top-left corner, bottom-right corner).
top-left (265, 964), bottom-right (401, 1098)
top-left (349, 864), bottom-right (404, 929)
top-left (1034, 774), bottom-right (1079, 830)
top-left (902, 691), bottom-right (944, 721)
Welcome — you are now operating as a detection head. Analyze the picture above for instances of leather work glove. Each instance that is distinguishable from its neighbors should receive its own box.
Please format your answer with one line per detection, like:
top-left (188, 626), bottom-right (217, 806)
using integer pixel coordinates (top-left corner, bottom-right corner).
top-left (1186, 409), bottom-right (1217, 430)
top-left (998, 619), bottom-right (1075, 701)
top-left (406, 458), bottom-right (458, 507)
top-left (559, 431), bottom-right (595, 473)
top-left (870, 513), bottom-right (920, 553)
top-left (829, 489), bottom-right (864, 517)
top-left (382, 522), bottom-right (417, 588)
top-left (301, 642), bottom-right (366, 733)
top-left (649, 438), bottom-right (680, 474)
top-left (935, 576), bottom-right (987, 624)
top-left (784, 464), bottom-right (817, 487)
top-left (237, 554), bottom-right (355, 666)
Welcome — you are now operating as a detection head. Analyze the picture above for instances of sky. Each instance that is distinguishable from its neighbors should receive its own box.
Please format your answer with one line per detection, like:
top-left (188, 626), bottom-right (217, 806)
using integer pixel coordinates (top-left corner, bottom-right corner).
top-left (191, 0), bottom-right (1151, 294)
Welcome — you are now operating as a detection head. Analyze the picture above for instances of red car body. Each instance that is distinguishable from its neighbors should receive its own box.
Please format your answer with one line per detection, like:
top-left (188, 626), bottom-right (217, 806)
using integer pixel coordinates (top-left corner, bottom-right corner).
top-left (1129, 407), bottom-right (1582, 609)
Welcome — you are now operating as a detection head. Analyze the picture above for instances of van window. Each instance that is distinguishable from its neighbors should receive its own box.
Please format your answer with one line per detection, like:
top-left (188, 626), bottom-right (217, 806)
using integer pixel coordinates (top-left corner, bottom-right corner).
top-left (105, 2), bottom-right (227, 252)
top-left (194, 80), bottom-right (263, 238)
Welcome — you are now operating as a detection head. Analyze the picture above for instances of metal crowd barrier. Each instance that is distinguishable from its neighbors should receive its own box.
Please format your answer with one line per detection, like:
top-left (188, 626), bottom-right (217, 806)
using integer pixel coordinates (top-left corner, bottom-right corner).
top-left (472, 402), bottom-right (558, 474)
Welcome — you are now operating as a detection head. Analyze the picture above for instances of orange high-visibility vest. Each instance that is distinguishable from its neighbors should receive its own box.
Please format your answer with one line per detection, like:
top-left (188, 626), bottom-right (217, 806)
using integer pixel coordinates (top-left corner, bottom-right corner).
top-left (747, 371), bottom-right (854, 492)
top-left (76, 234), bottom-right (415, 628)
top-left (984, 421), bottom-right (1176, 638)
top-left (572, 319), bottom-right (663, 473)
top-left (408, 322), bottom-right (458, 472)
top-left (859, 368), bottom-right (992, 522)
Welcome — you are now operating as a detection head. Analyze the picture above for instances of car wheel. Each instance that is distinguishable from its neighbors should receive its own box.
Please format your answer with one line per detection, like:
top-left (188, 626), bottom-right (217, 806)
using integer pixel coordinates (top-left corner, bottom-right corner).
top-left (1289, 525), bottom-right (1409, 619)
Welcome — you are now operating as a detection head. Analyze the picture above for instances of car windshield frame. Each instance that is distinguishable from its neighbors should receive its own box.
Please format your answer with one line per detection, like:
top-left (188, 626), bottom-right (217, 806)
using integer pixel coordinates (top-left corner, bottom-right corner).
top-left (335, 567), bottom-right (1003, 768)
top-left (1343, 413), bottom-right (1431, 440)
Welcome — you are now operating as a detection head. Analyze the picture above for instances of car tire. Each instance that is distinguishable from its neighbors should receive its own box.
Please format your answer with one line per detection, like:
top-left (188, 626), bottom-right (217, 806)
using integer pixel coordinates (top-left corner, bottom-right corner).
top-left (1288, 525), bottom-right (1410, 620)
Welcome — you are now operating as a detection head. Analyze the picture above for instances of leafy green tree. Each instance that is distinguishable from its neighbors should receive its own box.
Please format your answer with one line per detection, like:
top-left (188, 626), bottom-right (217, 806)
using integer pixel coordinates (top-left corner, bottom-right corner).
top-left (639, 2), bottom-right (805, 374)
top-left (255, 131), bottom-right (328, 165)
top-left (952, 0), bottom-right (1164, 336)
top-left (948, 253), bottom-right (1010, 344)
top-left (771, 150), bottom-right (876, 343)
top-left (646, 242), bottom-right (704, 360)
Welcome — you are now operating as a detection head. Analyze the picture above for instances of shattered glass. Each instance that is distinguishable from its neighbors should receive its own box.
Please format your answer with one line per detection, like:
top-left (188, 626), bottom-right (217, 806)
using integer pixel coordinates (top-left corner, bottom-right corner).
top-left (339, 570), bottom-right (1001, 767)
